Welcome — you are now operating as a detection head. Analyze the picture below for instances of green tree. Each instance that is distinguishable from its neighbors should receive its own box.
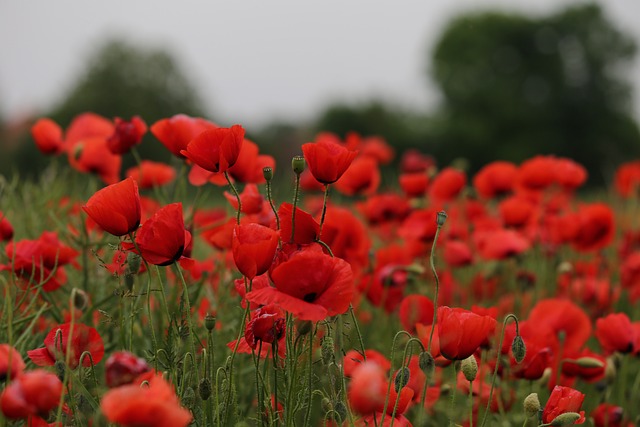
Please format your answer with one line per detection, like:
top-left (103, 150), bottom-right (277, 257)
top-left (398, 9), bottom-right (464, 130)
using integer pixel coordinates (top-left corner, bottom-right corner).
top-left (9, 39), bottom-right (208, 177)
top-left (428, 3), bottom-right (640, 183)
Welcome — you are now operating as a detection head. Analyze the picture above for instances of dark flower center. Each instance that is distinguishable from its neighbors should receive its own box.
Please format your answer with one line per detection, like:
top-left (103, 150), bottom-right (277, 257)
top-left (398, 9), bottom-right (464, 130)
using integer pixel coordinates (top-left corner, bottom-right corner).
top-left (303, 292), bottom-right (317, 303)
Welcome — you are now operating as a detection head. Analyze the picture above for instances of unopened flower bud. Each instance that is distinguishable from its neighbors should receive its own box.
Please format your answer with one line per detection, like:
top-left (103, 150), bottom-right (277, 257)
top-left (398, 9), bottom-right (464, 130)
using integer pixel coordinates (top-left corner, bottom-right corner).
top-left (199, 378), bottom-right (212, 401)
top-left (418, 351), bottom-right (435, 375)
top-left (550, 412), bottom-right (582, 426)
top-left (292, 156), bottom-right (306, 175)
top-left (55, 360), bottom-right (66, 381)
top-left (321, 336), bottom-right (335, 366)
top-left (512, 335), bottom-right (527, 364)
top-left (204, 314), bottom-right (216, 332)
top-left (296, 320), bottom-right (312, 337)
top-left (126, 253), bottom-right (141, 276)
top-left (523, 393), bottom-right (541, 418)
top-left (461, 355), bottom-right (478, 382)
top-left (573, 357), bottom-right (604, 369)
top-left (333, 401), bottom-right (347, 423)
top-left (394, 367), bottom-right (410, 392)
top-left (321, 397), bottom-right (332, 412)
top-left (436, 210), bottom-right (448, 226)
top-left (263, 166), bottom-right (274, 182)
top-left (182, 387), bottom-right (195, 408)
top-left (72, 288), bottom-right (90, 311)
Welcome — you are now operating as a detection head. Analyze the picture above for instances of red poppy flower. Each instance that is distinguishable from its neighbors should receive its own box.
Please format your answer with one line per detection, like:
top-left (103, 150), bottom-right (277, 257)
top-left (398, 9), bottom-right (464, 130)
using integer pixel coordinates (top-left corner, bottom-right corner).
top-left (570, 203), bottom-right (614, 252)
top-left (244, 304), bottom-right (286, 349)
top-left (335, 156), bottom-right (380, 196)
top-left (150, 114), bottom-right (216, 158)
top-left (227, 139), bottom-right (275, 184)
top-left (232, 223), bottom-right (279, 280)
top-left (224, 184), bottom-right (264, 215)
top-left (354, 134), bottom-right (395, 165)
top-left (0, 370), bottom-right (63, 420)
top-left (67, 137), bottom-right (122, 185)
top-left (555, 158), bottom-right (587, 191)
top-left (0, 212), bottom-right (14, 241)
top-left (358, 193), bottom-right (411, 226)
top-left (180, 125), bottom-right (244, 173)
top-left (2, 231), bottom-right (79, 292)
top-left (101, 373), bottom-right (192, 427)
top-left (82, 177), bottom-right (141, 236)
top-left (400, 149), bottom-right (435, 173)
top-left (595, 313), bottom-right (636, 354)
top-left (542, 386), bottom-right (585, 424)
top-left (348, 361), bottom-right (388, 415)
top-left (126, 161), bottom-right (176, 189)
top-left (399, 295), bottom-right (434, 333)
top-left (105, 351), bottom-right (151, 388)
top-left (591, 404), bottom-right (626, 427)
top-left (516, 156), bottom-right (557, 193)
top-left (301, 138), bottom-right (358, 184)
top-left (0, 344), bottom-right (25, 381)
top-left (428, 167), bottom-right (466, 202)
top-left (443, 240), bottom-right (473, 267)
top-left (123, 203), bottom-right (191, 266)
top-left (27, 323), bottom-right (104, 369)
top-left (344, 349), bottom-right (391, 377)
top-left (473, 161), bottom-right (518, 199)
top-left (399, 172), bottom-right (429, 198)
top-left (614, 161), bottom-right (640, 198)
top-left (473, 228), bottom-right (530, 260)
top-left (498, 195), bottom-right (536, 229)
top-left (528, 299), bottom-right (592, 354)
top-left (319, 206), bottom-right (371, 272)
top-left (398, 208), bottom-right (439, 244)
top-left (437, 306), bottom-right (497, 360)
top-left (246, 245), bottom-right (354, 321)
top-left (107, 116), bottom-right (147, 154)
top-left (65, 112), bottom-right (114, 145)
top-left (277, 203), bottom-right (319, 245)
top-left (31, 118), bottom-right (64, 155)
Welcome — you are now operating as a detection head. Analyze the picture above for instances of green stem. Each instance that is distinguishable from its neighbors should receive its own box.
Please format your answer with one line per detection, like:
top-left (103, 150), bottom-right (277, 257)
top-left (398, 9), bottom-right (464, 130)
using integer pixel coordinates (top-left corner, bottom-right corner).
top-left (318, 184), bottom-right (330, 240)
top-left (290, 171), bottom-right (301, 243)
top-left (174, 264), bottom-right (199, 378)
top-left (480, 313), bottom-right (520, 427)
top-left (449, 362), bottom-right (459, 426)
top-left (469, 380), bottom-right (474, 427)
top-left (225, 171), bottom-right (242, 225)
top-left (266, 177), bottom-right (280, 231)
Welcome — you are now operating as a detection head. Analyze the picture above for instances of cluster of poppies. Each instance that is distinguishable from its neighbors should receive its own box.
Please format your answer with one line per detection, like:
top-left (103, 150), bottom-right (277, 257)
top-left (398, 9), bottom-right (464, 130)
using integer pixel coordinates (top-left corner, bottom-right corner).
top-left (0, 112), bottom-right (639, 426)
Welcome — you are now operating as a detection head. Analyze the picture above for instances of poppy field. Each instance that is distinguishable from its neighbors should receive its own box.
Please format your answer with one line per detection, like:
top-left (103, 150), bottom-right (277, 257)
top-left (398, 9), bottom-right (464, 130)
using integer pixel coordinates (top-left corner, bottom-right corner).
top-left (1, 112), bottom-right (640, 427)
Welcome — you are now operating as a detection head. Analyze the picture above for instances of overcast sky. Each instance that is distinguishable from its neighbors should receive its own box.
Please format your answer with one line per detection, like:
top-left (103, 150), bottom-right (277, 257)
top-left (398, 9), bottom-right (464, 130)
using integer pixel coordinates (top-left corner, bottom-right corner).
top-left (1, 0), bottom-right (639, 128)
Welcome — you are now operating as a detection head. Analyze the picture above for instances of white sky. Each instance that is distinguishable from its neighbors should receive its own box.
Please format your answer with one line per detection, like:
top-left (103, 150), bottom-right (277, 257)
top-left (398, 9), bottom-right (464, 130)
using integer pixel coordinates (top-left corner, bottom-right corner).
top-left (1, 0), bottom-right (639, 128)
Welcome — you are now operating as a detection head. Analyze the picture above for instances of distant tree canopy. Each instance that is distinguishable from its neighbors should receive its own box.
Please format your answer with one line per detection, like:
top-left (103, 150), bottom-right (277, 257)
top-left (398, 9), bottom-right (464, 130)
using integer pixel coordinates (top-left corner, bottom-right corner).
top-left (9, 39), bottom-right (208, 177)
top-left (428, 3), bottom-right (640, 183)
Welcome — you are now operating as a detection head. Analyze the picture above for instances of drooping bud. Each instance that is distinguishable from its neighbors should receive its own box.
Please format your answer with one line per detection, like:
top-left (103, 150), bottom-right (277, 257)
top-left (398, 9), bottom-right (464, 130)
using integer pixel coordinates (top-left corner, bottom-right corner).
top-left (394, 367), bottom-right (410, 392)
top-left (461, 355), bottom-right (478, 382)
top-left (333, 401), bottom-right (347, 423)
top-left (321, 336), bottom-right (335, 366)
top-left (72, 288), bottom-right (90, 311)
top-left (204, 314), bottom-right (216, 332)
top-left (523, 393), bottom-right (541, 418)
top-left (292, 156), bottom-right (306, 175)
top-left (418, 351), bottom-right (435, 375)
top-left (550, 412), bottom-right (582, 426)
top-left (263, 166), bottom-right (274, 182)
top-left (199, 378), bottom-right (212, 401)
top-left (512, 335), bottom-right (527, 363)
top-left (436, 210), bottom-right (448, 226)
top-left (573, 357), bottom-right (605, 369)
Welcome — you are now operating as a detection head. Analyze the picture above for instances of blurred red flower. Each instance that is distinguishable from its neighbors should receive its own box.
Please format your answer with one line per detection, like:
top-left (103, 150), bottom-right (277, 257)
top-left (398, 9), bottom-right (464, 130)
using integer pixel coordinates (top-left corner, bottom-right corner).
top-left (0, 344), bottom-right (25, 381)
top-left (107, 116), bottom-right (147, 154)
top-left (0, 370), bottom-right (62, 420)
top-left (27, 323), bottom-right (104, 369)
top-left (31, 118), bottom-right (64, 155)
top-left (302, 138), bottom-right (357, 184)
top-left (126, 161), bottom-right (176, 189)
top-left (150, 114), bottom-right (216, 158)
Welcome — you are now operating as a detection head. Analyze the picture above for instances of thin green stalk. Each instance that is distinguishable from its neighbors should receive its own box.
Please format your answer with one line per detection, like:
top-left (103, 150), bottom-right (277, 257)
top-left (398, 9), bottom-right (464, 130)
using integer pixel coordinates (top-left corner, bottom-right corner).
top-left (318, 184), bottom-right (330, 239)
top-left (174, 264), bottom-right (199, 379)
top-left (290, 170), bottom-right (302, 243)
top-left (225, 171), bottom-right (242, 225)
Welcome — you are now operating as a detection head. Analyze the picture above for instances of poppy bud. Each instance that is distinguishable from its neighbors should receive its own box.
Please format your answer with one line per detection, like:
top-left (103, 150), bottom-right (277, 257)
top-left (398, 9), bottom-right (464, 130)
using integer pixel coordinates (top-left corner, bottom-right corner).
top-left (105, 351), bottom-right (150, 388)
top-left (436, 210), bottom-right (448, 226)
top-left (72, 288), bottom-right (90, 311)
top-left (512, 335), bottom-right (527, 363)
top-left (418, 351), bottom-right (435, 375)
top-left (573, 357), bottom-right (605, 369)
top-left (199, 378), bottom-right (212, 401)
top-left (550, 412), bottom-right (582, 426)
top-left (292, 156), bottom-right (306, 175)
top-left (523, 393), bottom-right (541, 418)
top-left (263, 167), bottom-right (274, 182)
top-left (296, 320), bottom-right (313, 337)
top-left (55, 360), bottom-right (66, 381)
top-left (333, 401), bottom-right (347, 423)
top-left (182, 387), bottom-right (195, 408)
top-left (321, 336), bottom-right (335, 366)
top-left (394, 367), bottom-right (410, 392)
top-left (204, 314), bottom-right (216, 332)
top-left (321, 398), bottom-right (332, 412)
top-left (461, 355), bottom-right (478, 382)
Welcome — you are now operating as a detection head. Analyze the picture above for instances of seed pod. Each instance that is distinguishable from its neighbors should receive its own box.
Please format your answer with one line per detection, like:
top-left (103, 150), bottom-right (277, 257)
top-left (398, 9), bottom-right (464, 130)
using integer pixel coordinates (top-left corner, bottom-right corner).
top-left (436, 210), bottom-right (448, 226)
top-left (292, 156), bottom-right (306, 175)
top-left (263, 166), bottom-right (274, 182)
top-left (204, 314), bottom-right (216, 332)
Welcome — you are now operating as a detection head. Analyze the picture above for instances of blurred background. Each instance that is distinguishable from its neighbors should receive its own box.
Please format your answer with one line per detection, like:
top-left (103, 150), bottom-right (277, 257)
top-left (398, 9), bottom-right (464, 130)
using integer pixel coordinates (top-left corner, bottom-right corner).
top-left (1, 0), bottom-right (639, 185)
